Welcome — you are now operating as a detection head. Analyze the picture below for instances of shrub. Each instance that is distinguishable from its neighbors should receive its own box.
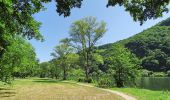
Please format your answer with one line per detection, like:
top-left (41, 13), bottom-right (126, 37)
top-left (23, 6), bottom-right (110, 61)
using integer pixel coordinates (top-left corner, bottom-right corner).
top-left (84, 78), bottom-right (93, 83)
top-left (167, 70), bottom-right (170, 77)
top-left (68, 69), bottom-right (85, 81)
top-left (78, 77), bottom-right (85, 82)
top-left (141, 70), bottom-right (152, 77)
top-left (97, 78), bottom-right (114, 88)
top-left (77, 77), bottom-right (93, 83)
top-left (151, 72), bottom-right (166, 77)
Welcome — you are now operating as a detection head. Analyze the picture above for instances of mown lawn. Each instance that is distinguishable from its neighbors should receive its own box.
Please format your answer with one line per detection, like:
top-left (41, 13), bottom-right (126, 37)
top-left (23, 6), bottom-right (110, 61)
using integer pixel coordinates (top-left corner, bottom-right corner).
top-left (0, 78), bottom-right (123, 100)
top-left (111, 88), bottom-right (170, 100)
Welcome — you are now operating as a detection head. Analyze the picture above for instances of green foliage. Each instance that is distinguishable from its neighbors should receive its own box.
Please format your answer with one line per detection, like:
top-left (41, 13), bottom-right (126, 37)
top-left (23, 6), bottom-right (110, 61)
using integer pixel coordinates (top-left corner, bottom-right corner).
top-left (0, 0), bottom-right (51, 80)
top-left (141, 70), bottom-right (153, 77)
top-left (0, 0), bottom-right (52, 58)
top-left (105, 45), bottom-right (140, 87)
top-left (97, 72), bottom-right (115, 88)
top-left (68, 17), bottom-right (107, 80)
top-left (0, 0), bottom-right (51, 40)
top-left (39, 62), bottom-right (51, 78)
top-left (99, 17), bottom-right (170, 72)
top-left (0, 36), bottom-right (38, 82)
top-left (69, 69), bottom-right (85, 81)
top-left (107, 0), bottom-right (169, 25)
top-left (167, 70), bottom-right (170, 77)
top-left (51, 39), bottom-right (78, 80)
top-left (151, 72), bottom-right (166, 77)
top-left (55, 0), bottom-right (170, 24)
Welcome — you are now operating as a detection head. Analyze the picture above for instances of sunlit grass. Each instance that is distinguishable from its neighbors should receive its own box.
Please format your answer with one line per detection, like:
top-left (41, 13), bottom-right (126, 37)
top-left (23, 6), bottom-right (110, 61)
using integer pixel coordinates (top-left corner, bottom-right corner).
top-left (111, 88), bottom-right (170, 100)
top-left (0, 78), bottom-right (124, 100)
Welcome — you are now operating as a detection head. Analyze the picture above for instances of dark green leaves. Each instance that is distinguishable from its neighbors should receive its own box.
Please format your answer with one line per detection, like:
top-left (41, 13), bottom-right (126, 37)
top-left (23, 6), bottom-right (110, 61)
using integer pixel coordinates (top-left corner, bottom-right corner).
top-left (55, 0), bottom-right (170, 25)
top-left (107, 0), bottom-right (170, 25)
top-left (55, 0), bottom-right (83, 17)
top-left (0, 0), bottom-right (51, 40)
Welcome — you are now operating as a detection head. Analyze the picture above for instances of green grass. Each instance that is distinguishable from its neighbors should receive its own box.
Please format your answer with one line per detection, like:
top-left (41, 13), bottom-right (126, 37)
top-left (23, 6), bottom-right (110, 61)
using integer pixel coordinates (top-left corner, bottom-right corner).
top-left (2, 78), bottom-right (170, 100)
top-left (111, 87), bottom-right (170, 100)
top-left (0, 78), bottom-right (124, 100)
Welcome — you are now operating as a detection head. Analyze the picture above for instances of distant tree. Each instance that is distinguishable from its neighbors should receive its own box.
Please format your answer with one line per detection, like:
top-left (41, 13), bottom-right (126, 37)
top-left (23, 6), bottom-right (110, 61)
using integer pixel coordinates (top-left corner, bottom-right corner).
top-left (142, 49), bottom-right (168, 72)
top-left (68, 17), bottom-right (107, 80)
top-left (48, 59), bottom-right (62, 79)
top-left (51, 39), bottom-right (74, 80)
top-left (39, 62), bottom-right (51, 78)
top-left (106, 45), bottom-right (140, 87)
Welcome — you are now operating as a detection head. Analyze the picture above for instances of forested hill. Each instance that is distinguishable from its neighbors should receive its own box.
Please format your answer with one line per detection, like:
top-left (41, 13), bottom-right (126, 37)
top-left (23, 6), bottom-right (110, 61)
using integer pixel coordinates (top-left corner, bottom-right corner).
top-left (99, 17), bottom-right (170, 72)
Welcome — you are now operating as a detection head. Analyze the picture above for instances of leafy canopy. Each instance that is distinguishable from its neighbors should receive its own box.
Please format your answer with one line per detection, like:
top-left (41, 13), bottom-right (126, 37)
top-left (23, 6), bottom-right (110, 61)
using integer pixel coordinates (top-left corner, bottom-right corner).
top-left (56, 0), bottom-right (170, 25)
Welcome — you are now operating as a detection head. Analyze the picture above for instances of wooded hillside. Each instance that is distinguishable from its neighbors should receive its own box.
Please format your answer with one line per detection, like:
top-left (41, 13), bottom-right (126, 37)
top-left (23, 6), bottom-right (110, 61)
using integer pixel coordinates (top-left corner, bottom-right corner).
top-left (99, 18), bottom-right (170, 72)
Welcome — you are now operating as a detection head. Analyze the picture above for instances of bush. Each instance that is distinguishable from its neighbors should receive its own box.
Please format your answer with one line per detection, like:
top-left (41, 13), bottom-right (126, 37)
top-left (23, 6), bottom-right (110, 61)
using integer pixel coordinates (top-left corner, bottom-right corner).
top-left (78, 77), bottom-right (85, 82)
top-left (77, 77), bottom-right (92, 83)
top-left (84, 78), bottom-right (93, 83)
top-left (68, 69), bottom-right (85, 81)
top-left (167, 70), bottom-right (170, 77)
top-left (97, 78), bottom-right (114, 88)
top-left (151, 72), bottom-right (166, 77)
top-left (141, 70), bottom-right (153, 77)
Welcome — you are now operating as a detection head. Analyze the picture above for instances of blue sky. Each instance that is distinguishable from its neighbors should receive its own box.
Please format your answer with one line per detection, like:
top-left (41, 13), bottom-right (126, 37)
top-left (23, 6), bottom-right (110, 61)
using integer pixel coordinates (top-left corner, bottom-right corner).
top-left (30, 0), bottom-right (170, 62)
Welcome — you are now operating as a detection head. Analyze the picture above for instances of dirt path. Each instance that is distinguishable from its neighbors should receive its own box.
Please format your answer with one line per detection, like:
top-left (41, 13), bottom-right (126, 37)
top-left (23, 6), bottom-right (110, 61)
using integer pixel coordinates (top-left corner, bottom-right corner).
top-left (69, 82), bottom-right (137, 100)
top-left (100, 89), bottom-right (136, 100)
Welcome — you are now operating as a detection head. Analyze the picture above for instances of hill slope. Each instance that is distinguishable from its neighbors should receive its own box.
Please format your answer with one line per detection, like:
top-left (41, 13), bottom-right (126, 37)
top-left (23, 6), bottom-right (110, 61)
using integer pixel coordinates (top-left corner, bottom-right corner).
top-left (99, 18), bottom-right (170, 72)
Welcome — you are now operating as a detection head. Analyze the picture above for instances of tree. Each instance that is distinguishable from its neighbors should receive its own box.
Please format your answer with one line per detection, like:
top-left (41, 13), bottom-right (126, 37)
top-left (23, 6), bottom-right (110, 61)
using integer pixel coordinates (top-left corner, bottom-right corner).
top-left (0, 0), bottom-right (51, 58)
top-left (0, 0), bottom-right (50, 39)
top-left (68, 17), bottom-right (107, 80)
top-left (106, 45), bottom-right (140, 87)
top-left (55, 0), bottom-right (170, 25)
top-left (0, 36), bottom-right (38, 82)
top-left (39, 62), bottom-right (51, 78)
top-left (48, 59), bottom-right (62, 79)
top-left (51, 39), bottom-right (74, 80)
top-left (142, 49), bottom-right (168, 72)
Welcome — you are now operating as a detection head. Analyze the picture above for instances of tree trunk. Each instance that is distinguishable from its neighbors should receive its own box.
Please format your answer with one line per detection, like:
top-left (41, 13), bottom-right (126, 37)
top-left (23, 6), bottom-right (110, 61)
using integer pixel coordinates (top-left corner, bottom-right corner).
top-left (85, 65), bottom-right (89, 80)
top-left (55, 74), bottom-right (58, 79)
top-left (116, 80), bottom-right (124, 87)
top-left (116, 68), bottom-right (124, 87)
top-left (85, 49), bottom-right (90, 80)
top-left (63, 66), bottom-right (67, 80)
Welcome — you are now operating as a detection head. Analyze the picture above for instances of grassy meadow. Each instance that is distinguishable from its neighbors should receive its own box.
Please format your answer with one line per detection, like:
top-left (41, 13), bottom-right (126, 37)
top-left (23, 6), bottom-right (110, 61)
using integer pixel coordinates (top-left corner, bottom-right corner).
top-left (0, 78), bottom-right (123, 100)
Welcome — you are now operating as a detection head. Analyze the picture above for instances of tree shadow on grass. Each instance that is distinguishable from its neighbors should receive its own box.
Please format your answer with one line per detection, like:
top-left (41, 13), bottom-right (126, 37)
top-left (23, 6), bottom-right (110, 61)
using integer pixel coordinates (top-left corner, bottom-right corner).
top-left (0, 87), bottom-right (16, 98)
top-left (32, 78), bottom-right (61, 84)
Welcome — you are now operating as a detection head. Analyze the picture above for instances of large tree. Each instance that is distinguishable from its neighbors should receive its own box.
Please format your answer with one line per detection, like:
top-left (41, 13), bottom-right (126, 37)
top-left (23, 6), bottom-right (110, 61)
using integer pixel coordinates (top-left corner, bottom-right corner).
top-left (0, 0), bottom-right (51, 82)
top-left (68, 17), bottom-right (107, 80)
top-left (0, 0), bottom-right (51, 58)
top-left (0, 36), bottom-right (38, 82)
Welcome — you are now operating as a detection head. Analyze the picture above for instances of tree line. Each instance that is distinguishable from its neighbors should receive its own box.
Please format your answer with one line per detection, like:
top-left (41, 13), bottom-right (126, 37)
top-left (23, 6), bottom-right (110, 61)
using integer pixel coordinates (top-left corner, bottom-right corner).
top-left (38, 17), bottom-right (140, 88)
top-left (38, 17), bottom-right (170, 88)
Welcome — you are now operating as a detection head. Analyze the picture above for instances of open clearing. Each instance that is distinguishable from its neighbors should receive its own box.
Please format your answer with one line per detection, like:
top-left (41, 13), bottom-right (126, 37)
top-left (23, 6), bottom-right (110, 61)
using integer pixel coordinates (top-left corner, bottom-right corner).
top-left (0, 78), bottom-right (124, 100)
